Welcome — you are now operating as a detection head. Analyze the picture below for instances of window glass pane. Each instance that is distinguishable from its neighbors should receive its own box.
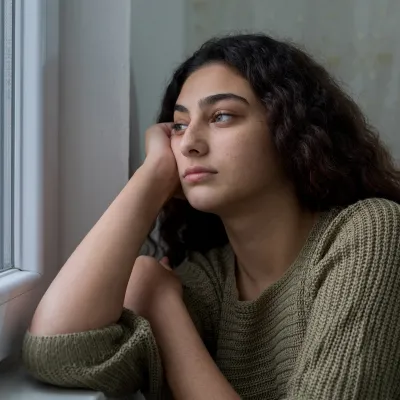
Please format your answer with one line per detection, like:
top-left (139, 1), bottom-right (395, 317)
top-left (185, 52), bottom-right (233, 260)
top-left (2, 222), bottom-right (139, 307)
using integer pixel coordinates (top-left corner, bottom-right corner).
top-left (0, 0), bottom-right (14, 272)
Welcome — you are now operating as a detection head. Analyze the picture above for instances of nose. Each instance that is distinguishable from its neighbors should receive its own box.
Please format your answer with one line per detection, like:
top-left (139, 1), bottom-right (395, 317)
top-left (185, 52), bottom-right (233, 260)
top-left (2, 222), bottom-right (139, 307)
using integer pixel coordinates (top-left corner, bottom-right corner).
top-left (180, 124), bottom-right (209, 158)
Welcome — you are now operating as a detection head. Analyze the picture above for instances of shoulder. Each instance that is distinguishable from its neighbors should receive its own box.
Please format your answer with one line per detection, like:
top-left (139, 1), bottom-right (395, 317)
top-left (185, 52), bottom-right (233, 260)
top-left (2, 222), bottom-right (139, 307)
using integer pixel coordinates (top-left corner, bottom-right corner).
top-left (314, 198), bottom-right (400, 283)
top-left (303, 198), bottom-right (400, 313)
top-left (336, 197), bottom-right (400, 227)
top-left (290, 199), bottom-right (400, 398)
top-left (312, 198), bottom-right (400, 260)
top-left (326, 197), bottom-right (400, 246)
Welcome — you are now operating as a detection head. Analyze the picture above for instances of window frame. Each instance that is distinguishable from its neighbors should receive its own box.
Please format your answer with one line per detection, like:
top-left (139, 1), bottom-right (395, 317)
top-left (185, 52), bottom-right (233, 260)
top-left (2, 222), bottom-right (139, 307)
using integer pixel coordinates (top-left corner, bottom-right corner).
top-left (0, 0), bottom-right (59, 361)
top-left (0, 0), bottom-right (15, 274)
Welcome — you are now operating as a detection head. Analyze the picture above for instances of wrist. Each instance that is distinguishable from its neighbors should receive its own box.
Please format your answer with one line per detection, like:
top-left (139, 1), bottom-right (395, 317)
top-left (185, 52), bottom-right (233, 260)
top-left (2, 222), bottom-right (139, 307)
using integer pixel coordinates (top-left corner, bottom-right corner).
top-left (140, 158), bottom-right (178, 198)
top-left (133, 161), bottom-right (177, 203)
top-left (143, 155), bottom-right (177, 180)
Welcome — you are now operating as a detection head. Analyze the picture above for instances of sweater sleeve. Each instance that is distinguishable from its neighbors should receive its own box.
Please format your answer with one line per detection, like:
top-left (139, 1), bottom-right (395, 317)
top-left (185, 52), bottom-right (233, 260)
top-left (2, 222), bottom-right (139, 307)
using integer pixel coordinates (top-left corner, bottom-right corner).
top-left (287, 199), bottom-right (400, 399)
top-left (22, 309), bottom-right (164, 398)
top-left (22, 249), bottom-right (222, 398)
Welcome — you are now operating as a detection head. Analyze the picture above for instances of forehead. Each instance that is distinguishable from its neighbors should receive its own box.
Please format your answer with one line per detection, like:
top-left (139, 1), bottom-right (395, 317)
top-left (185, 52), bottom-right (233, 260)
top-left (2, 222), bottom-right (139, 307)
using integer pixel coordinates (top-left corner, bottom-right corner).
top-left (177, 63), bottom-right (256, 105)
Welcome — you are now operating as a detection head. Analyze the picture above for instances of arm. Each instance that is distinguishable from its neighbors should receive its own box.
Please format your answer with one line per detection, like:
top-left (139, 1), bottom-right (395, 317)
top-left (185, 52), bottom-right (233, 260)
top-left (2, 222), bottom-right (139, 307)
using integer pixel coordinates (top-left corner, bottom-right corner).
top-left (23, 123), bottom-right (178, 396)
top-left (135, 254), bottom-right (239, 400)
top-left (122, 251), bottom-right (229, 399)
top-left (30, 124), bottom-right (178, 335)
top-left (30, 124), bottom-right (177, 335)
top-left (288, 199), bottom-right (400, 399)
top-left (30, 162), bottom-right (171, 335)
top-left (151, 294), bottom-right (241, 400)
top-left (23, 230), bottom-right (223, 398)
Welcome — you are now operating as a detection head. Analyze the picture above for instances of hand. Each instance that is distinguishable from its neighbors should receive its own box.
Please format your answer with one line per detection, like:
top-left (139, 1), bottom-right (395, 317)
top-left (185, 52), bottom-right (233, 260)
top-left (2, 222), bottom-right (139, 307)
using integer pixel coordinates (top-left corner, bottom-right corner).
top-left (124, 255), bottom-right (183, 322)
top-left (144, 123), bottom-right (176, 174)
top-left (142, 123), bottom-right (180, 199)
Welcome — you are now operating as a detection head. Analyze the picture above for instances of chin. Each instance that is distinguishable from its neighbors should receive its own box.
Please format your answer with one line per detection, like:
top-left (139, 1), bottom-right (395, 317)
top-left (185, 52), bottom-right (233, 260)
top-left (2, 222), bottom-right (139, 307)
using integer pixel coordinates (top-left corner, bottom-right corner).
top-left (185, 187), bottom-right (226, 214)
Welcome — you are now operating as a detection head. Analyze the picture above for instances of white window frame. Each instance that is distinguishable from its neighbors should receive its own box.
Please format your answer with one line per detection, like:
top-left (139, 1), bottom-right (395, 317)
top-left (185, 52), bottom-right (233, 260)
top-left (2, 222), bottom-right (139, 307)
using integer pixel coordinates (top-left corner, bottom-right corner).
top-left (0, 0), bottom-right (59, 361)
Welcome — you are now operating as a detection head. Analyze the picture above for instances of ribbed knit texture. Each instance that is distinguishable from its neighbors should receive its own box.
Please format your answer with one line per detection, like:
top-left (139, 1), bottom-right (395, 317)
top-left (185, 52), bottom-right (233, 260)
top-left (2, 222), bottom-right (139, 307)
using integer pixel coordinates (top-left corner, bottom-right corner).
top-left (22, 198), bottom-right (400, 399)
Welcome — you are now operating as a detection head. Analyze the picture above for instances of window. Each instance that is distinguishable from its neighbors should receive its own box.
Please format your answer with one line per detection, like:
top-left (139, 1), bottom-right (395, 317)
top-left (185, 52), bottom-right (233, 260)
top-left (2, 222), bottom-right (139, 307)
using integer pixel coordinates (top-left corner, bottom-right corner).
top-left (0, 0), bottom-right (59, 362)
top-left (0, 0), bottom-right (14, 273)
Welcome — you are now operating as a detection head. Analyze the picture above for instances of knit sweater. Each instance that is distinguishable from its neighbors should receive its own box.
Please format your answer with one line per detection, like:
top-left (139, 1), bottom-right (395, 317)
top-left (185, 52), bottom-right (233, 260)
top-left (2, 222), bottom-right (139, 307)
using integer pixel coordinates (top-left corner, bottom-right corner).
top-left (22, 198), bottom-right (400, 399)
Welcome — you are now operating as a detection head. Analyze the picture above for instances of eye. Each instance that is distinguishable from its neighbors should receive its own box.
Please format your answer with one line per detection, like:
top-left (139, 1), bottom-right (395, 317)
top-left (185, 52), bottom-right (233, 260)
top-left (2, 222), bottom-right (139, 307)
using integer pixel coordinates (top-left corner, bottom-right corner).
top-left (172, 123), bottom-right (188, 134)
top-left (213, 113), bottom-right (233, 123)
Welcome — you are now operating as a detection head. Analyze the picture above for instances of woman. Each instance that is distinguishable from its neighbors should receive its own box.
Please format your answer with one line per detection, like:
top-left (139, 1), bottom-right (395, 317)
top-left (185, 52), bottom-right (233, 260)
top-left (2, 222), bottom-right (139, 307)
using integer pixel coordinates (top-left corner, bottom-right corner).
top-left (23, 34), bottom-right (400, 399)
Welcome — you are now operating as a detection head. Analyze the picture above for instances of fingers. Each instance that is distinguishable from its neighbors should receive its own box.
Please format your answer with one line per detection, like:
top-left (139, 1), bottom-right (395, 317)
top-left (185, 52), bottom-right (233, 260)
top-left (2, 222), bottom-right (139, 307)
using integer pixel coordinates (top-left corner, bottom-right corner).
top-left (160, 256), bottom-right (172, 271)
top-left (161, 122), bottom-right (174, 138)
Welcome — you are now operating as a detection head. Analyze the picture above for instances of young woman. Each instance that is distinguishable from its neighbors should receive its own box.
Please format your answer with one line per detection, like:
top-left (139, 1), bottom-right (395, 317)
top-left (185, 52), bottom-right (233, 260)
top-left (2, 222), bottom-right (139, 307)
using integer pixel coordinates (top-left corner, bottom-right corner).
top-left (23, 34), bottom-right (400, 400)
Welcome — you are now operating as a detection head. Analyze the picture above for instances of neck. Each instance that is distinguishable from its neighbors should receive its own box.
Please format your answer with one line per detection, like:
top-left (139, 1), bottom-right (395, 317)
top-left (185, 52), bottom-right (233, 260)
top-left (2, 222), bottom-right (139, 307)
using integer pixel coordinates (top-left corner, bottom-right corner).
top-left (220, 188), bottom-right (317, 300)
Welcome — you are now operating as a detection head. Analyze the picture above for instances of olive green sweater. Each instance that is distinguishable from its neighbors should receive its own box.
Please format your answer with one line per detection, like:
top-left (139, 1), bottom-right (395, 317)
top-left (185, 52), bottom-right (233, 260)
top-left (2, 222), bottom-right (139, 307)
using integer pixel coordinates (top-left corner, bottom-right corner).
top-left (22, 198), bottom-right (400, 399)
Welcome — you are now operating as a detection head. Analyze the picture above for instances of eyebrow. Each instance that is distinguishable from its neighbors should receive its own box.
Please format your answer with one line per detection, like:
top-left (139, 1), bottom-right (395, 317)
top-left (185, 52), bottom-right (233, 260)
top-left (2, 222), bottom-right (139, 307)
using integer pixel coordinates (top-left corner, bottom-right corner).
top-left (174, 92), bottom-right (249, 114)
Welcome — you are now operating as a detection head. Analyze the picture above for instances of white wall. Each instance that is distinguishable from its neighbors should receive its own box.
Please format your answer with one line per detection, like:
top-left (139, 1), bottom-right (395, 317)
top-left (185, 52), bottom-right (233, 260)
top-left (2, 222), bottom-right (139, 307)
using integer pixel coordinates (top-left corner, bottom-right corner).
top-left (59, 0), bottom-right (131, 262)
top-left (130, 0), bottom-right (186, 168)
top-left (185, 0), bottom-right (400, 160)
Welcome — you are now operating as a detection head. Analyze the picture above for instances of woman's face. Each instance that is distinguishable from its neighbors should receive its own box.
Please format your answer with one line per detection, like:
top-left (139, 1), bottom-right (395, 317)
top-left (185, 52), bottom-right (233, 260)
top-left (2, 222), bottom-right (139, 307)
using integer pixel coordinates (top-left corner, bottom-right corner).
top-left (171, 63), bottom-right (286, 215)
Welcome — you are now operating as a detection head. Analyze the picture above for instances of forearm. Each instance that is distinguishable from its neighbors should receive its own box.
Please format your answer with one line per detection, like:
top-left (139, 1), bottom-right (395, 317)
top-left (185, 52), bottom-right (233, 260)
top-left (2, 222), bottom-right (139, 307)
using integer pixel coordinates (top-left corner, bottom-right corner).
top-left (31, 162), bottom-right (173, 335)
top-left (151, 295), bottom-right (240, 400)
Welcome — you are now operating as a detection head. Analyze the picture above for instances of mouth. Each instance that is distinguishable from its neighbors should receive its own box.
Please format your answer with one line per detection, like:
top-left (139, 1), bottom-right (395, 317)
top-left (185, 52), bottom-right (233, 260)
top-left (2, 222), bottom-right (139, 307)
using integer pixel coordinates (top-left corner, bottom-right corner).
top-left (183, 166), bottom-right (218, 183)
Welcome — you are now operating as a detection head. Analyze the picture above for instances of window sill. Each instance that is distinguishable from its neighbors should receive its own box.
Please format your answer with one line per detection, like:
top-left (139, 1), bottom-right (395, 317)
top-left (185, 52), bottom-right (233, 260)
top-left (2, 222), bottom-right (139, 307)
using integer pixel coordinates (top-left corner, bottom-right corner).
top-left (0, 269), bottom-right (41, 306)
top-left (0, 365), bottom-right (106, 400)
top-left (0, 270), bottom-right (42, 360)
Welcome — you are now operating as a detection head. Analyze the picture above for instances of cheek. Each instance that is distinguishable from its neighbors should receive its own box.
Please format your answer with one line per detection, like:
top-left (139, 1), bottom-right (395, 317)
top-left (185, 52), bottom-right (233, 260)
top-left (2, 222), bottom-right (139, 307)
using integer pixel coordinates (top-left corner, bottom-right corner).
top-left (219, 133), bottom-right (277, 186)
top-left (224, 134), bottom-right (270, 168)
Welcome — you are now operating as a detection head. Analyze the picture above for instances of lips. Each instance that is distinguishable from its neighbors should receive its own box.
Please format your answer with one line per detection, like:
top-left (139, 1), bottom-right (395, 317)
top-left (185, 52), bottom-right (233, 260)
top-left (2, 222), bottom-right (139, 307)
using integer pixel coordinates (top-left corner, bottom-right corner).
top-left (183, 166), bottom-right (218, 178)
top-left (183, 166), bottom-right (218, 183)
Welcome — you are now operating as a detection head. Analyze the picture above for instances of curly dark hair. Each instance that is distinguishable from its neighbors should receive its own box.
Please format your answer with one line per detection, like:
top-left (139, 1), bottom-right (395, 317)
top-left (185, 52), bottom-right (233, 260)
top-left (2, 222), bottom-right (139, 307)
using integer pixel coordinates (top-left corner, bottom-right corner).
top-left (151, 33), bottom-right (400, 266)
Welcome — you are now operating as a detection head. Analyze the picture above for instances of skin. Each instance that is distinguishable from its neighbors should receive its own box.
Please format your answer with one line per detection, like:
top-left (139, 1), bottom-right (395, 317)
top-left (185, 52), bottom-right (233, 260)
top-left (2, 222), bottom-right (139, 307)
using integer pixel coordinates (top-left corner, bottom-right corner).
top-left (171, 63), bottom-right (282, 215)
top-left (29, 63), bottom-right (317, 399)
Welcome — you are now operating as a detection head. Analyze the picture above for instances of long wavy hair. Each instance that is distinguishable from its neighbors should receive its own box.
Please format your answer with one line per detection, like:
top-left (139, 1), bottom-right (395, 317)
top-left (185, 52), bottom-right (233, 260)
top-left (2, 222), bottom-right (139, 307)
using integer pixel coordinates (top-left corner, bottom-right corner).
top-left (149, 33), bottom-right (400, 267)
